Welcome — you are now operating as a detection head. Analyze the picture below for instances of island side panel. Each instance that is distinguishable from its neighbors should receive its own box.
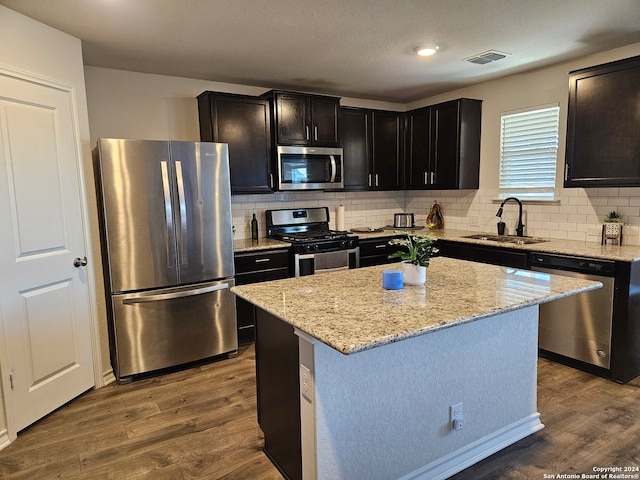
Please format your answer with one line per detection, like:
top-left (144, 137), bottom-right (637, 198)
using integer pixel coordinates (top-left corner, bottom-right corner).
top-left (255, 308), bottom-right (302, 480)
top-left (305, 306), bottom-right (543, 480)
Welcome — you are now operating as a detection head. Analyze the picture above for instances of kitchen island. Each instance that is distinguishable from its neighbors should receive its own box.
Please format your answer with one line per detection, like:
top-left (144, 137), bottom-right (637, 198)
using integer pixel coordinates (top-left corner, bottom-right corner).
top-left (232, 257), bottom-right (601, 480)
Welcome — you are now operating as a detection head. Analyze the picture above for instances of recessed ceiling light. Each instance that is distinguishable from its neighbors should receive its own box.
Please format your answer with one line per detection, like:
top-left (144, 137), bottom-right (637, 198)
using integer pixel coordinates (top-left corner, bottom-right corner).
top-left (414, 45), bottom-right (439, 57)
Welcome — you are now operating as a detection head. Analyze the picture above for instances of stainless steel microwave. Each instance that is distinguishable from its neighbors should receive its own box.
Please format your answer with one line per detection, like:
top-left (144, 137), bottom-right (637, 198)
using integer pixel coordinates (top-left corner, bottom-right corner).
top-left (277, 146), bottom-right (343, 190)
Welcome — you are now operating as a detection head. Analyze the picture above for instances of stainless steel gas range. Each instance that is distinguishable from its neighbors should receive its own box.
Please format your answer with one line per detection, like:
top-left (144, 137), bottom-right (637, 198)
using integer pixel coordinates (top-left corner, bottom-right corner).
top-left (266, 207), bottom-right (359, 276)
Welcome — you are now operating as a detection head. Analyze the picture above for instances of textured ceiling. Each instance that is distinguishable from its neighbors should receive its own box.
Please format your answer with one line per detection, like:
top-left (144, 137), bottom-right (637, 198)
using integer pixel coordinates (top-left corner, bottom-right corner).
top-left (2, 0), bottom-right (640, 102)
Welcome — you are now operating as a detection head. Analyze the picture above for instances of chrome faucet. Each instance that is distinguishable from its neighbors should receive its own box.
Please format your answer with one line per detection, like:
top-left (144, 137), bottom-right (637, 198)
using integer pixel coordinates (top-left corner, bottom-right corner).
top-left (496, 197), bottom-right (525, 237)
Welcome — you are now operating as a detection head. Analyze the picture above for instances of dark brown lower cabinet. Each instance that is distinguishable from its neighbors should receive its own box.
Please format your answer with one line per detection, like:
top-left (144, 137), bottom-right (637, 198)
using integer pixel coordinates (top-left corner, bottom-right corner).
top-left (436, 240), bottom-right (529, 269)
top-left (255, 308), bottom-right (301, 480)
top-left (358, 235), bottom-right (403, 267)
top-left (234, 248), bottom-right (290, 343)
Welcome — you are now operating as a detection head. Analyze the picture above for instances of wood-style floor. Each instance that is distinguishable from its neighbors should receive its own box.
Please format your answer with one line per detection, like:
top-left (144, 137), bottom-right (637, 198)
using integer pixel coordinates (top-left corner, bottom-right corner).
top-left (0, 344), bottom-right (638, 479)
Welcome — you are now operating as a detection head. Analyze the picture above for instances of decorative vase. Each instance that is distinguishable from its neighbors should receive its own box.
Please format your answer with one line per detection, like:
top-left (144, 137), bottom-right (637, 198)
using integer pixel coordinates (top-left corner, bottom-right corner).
top-left (401, 261), bottom-right (427, 285)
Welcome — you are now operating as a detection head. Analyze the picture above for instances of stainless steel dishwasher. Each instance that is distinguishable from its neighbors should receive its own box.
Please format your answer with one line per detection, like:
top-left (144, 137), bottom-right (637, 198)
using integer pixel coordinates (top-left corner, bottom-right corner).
top-left (530, 252), bottom-right (615, 370)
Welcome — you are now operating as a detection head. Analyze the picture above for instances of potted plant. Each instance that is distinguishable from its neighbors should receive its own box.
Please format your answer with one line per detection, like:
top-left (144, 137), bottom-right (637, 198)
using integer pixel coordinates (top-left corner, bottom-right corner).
top-left (604, 210), bottom-right (623, 223)
top-left (603, 210), bottom-right (624, 242)
top-left (388, 232), bottom-right (439, 285)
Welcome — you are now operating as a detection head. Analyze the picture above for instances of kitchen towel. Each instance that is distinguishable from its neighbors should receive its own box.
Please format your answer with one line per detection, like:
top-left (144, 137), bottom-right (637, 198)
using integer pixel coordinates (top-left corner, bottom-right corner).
top-left (336, 205), bottom-right (345, 231)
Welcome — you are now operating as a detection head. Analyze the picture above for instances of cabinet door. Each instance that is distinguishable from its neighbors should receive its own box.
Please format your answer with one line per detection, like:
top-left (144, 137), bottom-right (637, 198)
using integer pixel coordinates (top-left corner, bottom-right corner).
top-left (565, 56), bottom-right (640, 187)
top-left (430, 101), bottom-right (461, 189)
top-left (406, 107), bottom-right (431, 189)
top-left (197, 93), bottom-right (273, 194)
top-left (372, 111), bottom-right (403, 189)
top-left (275, 93), bottom-right (310, 145)
top-left (341, 107), bottom-right (372, 191)
top-left (311, 96), bottom-right (340, 146)
top-left (430, 99), bottom-right (481, 190)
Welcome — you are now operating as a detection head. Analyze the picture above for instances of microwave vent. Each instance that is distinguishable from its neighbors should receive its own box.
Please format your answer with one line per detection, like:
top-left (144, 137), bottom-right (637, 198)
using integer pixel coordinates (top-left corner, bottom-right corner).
top-left (465, 50), bottom-right (510, 65)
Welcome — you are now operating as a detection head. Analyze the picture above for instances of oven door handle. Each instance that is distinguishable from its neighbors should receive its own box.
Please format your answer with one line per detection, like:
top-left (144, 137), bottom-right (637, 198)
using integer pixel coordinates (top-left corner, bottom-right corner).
top-left (329, 155), bottom-right (337, 182)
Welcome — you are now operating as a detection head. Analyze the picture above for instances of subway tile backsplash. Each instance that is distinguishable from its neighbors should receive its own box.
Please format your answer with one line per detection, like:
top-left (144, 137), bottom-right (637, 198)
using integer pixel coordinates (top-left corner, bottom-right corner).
top-left (232, 188), bottom-right (640, 245)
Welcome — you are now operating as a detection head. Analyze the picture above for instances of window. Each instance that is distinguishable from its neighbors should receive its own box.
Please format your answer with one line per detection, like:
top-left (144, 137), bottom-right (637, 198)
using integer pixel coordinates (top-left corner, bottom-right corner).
top-left (499, 104), bottom-right (560, 200)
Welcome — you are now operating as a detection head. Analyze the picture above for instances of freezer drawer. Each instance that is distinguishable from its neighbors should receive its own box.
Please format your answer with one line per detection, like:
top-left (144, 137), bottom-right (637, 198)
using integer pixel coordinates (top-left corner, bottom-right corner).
top-left (110, 279), bottom-right (237, 380)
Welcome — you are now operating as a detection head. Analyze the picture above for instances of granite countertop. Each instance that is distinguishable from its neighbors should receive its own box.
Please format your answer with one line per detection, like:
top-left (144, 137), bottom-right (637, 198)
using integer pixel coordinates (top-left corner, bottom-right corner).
top-left (233, 238), bottom-right (290, 252)
top-left (233, 227), bottom-right (640, 262)
top-left (232, 257), bottom-right (601, 355)
top-left (354, 227), bottom-right (640, 262)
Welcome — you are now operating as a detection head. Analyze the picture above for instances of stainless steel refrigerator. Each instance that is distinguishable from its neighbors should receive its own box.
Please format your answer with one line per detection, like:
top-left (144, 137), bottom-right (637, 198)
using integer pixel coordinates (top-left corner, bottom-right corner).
top-left (94, 138), bottom-right (237, 382)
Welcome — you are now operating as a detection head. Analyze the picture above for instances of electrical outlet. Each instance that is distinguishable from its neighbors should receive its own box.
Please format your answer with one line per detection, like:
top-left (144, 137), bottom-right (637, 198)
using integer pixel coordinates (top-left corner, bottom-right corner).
top-left (300, 364), bottom-right (313, 402)
top-left (470, 216), bottom-right (480, 227)
top-left (588, 227), bottom-right (601, 236)
top-left (450, 403), bottom-right (463, 430)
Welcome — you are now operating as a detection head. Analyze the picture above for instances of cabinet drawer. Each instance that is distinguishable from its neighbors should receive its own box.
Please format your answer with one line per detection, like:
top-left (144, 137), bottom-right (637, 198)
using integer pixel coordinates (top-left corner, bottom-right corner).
top-left (234, 249), bottom-right (290, 274)
top-left (359, 237), bottom-right (401, 257)
top-left (235, 268), bottom-right (289, 286)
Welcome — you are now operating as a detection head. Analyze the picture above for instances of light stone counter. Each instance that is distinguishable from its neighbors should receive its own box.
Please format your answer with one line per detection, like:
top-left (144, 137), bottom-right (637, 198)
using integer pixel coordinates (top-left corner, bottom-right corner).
top-left (354, 227), bottom-right (640, 262)
top-left (233, 237), bottom-right (290, 252)
top-left (232, 256), bottom-right (601, 355)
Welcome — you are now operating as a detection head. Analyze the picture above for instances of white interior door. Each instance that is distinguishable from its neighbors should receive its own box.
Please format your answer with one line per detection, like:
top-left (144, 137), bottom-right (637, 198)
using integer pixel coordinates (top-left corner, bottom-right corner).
top-left (0, 72), bottom-right (95, 432)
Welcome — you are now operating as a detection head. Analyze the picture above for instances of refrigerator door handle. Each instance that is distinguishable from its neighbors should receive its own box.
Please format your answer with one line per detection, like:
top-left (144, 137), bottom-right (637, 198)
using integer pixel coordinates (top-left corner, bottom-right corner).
top-left (122, 283), bottom-right (230, 304)
top-left (175, 160), bottom-right (188, 265)
top-left (160, 161), bottom-right (175, 267)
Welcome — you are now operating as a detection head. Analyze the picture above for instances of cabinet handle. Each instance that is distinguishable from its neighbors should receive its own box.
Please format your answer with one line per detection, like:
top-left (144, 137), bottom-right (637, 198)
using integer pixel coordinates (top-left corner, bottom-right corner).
top-left (564, 164), bottom-right (569, 181)
top-left (375, 174), bottom-right (379, 187)
top-left (368, 174), bottom-right (372, 187)
top-left (305, 126), bottom-right (310, 141)
top-left (269, 173), bottom-right (274, 188)
top-left (375, 244), bottom-right (386, 249)
top-left (254, 258), bottom-right (271, 263)
top-left (424, 172), bottom-right (428, 185)
top-left (314, 126), bottom-right (318, 141)
top-left (430, 172), bottom-right (435, 184)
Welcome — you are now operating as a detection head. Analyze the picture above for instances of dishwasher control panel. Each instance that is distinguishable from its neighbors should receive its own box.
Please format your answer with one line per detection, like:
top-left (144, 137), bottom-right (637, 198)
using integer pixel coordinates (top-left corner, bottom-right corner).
top-left (530, 253), bottom-right (615, 276)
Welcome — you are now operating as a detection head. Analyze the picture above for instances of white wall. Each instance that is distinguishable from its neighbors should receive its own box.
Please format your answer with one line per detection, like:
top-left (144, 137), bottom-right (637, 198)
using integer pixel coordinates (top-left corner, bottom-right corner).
top-left (406, 43), bottom-right (640, 242)
top-left (0, 4), bottom-right (107, 440)
top-left (84, 44), bottom-right (640, 242)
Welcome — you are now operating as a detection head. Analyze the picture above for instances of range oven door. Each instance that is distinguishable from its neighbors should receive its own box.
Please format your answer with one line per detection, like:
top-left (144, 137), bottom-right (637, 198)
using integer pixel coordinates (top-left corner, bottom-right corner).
top-left (295, 248), bottom-right (359, 276)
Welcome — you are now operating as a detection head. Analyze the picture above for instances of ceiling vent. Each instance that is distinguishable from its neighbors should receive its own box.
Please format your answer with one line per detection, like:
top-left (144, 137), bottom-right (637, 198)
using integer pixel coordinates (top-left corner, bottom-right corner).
top-left (465, 50), bottom-right (510, 65)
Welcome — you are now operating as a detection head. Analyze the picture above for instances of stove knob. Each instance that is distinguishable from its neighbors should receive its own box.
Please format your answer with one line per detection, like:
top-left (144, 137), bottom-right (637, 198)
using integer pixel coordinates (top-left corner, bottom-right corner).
top-left (340, 240), bottom-right (347, 247)
top-left (314, 244), bottom-right (319, 250)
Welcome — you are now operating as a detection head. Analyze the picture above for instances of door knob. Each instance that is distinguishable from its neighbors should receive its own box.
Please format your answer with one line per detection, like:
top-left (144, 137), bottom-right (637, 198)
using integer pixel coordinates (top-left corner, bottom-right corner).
top-left (73, 257), bottom-right (88, 267)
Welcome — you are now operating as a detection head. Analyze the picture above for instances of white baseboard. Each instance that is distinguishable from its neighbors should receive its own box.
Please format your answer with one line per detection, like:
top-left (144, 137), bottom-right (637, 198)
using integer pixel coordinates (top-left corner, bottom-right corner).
top-left (0, 428), bottom-right (11, 452)
top-left (102, 368), bottom-right (116, 386)
top-left (401, 414), bottom-right (544, 480)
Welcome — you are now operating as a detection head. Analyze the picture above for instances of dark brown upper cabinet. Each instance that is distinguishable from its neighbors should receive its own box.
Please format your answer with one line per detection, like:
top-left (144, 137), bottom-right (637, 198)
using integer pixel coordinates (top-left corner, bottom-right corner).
top-left (261, 91), bottom-right (340, 147)
top-left (372, 110), bottom-right (403, 190)
top-left (564, 55), bottom-right (640, 188)
top-left (341, 107), bottom-right (371, 191)
top-left (340, 107), bottom-right (403, 191)
top-left (405, 98), bottom-right (481, 190)
top-left (197, 92), bottom-right (273, 194)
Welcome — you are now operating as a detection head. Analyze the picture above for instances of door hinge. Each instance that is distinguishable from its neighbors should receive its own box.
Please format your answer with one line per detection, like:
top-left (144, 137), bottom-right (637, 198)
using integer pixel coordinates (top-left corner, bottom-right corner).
top-left (9, 372), bottom-right (14, 390)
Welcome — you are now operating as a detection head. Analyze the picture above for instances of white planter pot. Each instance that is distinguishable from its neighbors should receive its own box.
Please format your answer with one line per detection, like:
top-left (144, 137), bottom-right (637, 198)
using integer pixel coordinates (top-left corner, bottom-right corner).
top-left (401, 262), bottom-right (427, 285)
top-left (603, 221), bottom-right (623, 238)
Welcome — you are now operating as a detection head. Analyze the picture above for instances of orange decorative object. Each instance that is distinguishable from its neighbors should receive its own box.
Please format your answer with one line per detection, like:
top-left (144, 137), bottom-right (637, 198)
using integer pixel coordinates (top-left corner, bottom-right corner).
top-left (427, 200), bottom-right (444, 230)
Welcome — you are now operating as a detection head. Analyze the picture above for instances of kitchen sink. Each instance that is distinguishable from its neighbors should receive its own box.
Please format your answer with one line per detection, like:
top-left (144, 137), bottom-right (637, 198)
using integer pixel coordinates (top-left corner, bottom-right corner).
top-left (462, 234), bottom-right (548, 245)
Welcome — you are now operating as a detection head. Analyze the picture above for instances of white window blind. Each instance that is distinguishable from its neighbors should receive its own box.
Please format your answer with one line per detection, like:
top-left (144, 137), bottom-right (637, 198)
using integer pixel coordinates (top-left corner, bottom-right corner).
top-left (499, 105), bottom-right (560, 200)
